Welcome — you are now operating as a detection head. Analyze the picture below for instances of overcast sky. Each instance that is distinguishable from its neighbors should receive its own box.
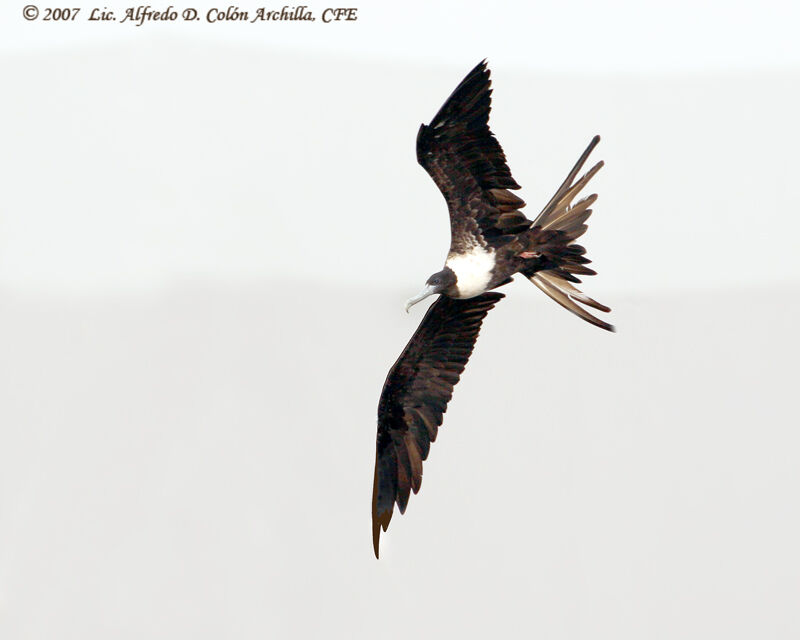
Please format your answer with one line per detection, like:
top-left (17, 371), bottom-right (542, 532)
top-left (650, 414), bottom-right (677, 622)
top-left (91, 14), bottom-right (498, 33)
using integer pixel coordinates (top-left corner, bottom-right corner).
top-left (3, 41), bottom-right (799, 296)
top-left (2, 4), bottom-right (800, 638)
top-left (2, 1), bottom-right (799, 297)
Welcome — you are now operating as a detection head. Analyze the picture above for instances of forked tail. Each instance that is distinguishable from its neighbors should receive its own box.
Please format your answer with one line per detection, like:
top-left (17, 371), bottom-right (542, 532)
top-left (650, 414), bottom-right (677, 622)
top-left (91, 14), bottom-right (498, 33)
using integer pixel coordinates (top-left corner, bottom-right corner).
top-left (521, 135), bottom-right (614, 332)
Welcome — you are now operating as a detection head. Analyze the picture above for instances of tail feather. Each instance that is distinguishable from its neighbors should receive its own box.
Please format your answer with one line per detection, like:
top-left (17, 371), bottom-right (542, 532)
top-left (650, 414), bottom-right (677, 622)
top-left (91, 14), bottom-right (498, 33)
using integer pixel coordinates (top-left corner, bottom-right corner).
top-left (523, 136), bottom-right (614, 332)
top-left (535, 134), bottom-right (601, 228)
top-left (542, 193), bottom-right (596, 241)
top-left (531, 272), bottom-right (614, 332)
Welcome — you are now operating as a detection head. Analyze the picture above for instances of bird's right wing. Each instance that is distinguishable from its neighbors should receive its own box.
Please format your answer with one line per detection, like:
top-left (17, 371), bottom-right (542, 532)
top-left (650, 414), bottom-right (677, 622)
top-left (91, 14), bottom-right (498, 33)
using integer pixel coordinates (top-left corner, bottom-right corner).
top-left (372, 292), bottom-right (504, 558)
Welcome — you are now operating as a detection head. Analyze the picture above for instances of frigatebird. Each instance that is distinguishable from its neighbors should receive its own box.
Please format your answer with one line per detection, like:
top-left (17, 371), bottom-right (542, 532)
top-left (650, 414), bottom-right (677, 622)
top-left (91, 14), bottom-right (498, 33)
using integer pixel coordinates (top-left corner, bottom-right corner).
top-left (371, 61), bottom-right (614, 558)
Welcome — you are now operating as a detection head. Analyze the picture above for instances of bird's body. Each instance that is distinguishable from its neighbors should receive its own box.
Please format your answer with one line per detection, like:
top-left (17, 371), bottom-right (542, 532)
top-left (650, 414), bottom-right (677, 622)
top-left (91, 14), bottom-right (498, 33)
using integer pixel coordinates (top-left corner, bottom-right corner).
top-left (372, 61), bottom-right (614, 558)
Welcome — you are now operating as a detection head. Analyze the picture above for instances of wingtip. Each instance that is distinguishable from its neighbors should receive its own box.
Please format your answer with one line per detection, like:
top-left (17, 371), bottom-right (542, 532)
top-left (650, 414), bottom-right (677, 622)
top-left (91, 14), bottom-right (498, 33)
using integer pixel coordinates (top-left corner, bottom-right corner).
top-left (372, 511), bottom-right (393, 559)
top-left (372, 458), bottom-right (390, 559)
top-left (372, 521), bottom-right (381, 559)
top-left (468, 58), bottom-right (490, 81)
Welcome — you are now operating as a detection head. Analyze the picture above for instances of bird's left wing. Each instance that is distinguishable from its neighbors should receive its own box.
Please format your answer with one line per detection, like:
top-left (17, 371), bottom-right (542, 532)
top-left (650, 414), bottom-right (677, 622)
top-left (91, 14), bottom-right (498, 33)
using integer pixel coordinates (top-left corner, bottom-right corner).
top-left (372, 292), bottom-right (504, 558)
top-left (416, 60), bottom-right (532, 251)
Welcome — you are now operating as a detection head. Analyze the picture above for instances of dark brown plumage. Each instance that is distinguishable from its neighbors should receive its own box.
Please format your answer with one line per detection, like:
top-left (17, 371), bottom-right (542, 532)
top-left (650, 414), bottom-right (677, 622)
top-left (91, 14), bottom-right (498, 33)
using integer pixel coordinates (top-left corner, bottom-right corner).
top-left (414, 61), bottom-right (612, 329)
top-left (417, 60), bottom-right (529, 252)
top-left (371, 60), bottom-right (614, 558)
top-left (372, 292), bottom-right (503, 558)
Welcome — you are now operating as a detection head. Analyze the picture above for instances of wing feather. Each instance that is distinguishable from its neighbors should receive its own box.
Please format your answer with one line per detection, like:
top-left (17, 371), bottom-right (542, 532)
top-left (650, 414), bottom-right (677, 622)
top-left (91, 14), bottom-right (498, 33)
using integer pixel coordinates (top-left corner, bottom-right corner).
top-left (416, 61), bottom-right (531, 250)
top-left (372, 292), bottom-right (504, 557)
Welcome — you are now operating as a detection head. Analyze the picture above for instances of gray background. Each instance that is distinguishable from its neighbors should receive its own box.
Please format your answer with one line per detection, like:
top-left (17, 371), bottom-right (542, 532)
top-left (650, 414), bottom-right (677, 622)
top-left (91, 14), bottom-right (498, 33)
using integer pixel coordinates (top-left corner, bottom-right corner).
top-left (1, 1), bottom-right (799, 638)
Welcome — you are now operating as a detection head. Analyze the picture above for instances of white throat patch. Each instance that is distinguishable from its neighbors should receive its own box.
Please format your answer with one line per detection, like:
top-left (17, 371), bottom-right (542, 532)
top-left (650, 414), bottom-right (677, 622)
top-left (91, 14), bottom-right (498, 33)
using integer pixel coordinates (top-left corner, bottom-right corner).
top-left (446, 246), bottom-right (496, 299)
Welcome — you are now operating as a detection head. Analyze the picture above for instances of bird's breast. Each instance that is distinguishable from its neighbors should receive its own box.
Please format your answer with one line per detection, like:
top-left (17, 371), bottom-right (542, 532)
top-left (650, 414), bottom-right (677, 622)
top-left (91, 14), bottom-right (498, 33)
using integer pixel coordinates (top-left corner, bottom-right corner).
top-left (446, 246), bottom-right (496, 299)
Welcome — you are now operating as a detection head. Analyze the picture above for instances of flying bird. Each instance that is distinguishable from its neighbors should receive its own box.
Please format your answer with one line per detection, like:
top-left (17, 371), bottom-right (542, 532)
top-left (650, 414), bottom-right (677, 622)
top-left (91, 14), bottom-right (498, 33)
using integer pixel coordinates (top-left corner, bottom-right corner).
top-left (372, 60), bottom-right (614, 558)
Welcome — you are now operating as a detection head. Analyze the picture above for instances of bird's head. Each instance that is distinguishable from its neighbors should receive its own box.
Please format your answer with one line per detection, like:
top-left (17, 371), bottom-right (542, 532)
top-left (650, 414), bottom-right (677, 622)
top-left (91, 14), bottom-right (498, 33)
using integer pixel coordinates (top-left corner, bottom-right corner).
top-left (405, 267), bottom-right (457, 312)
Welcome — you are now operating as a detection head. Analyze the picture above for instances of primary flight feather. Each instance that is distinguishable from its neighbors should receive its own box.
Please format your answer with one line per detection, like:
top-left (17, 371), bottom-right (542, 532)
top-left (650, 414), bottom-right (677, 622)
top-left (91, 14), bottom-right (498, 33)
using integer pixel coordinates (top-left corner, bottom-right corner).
top-left (372, 60), bottom-right (614, 558)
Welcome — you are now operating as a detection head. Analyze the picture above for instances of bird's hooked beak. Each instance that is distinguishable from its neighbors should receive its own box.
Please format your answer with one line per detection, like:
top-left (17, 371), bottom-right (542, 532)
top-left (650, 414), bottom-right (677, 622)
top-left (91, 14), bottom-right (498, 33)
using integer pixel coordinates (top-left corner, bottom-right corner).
top-left (405, 284), bottom-right (438, 313)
